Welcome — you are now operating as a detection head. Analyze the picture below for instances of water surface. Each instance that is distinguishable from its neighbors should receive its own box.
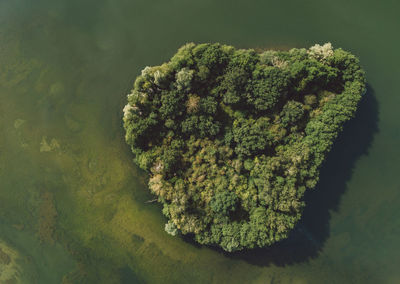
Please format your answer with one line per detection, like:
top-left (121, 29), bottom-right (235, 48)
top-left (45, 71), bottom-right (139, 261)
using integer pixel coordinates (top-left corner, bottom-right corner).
top-left (0, 0), bottom-right (399, 283)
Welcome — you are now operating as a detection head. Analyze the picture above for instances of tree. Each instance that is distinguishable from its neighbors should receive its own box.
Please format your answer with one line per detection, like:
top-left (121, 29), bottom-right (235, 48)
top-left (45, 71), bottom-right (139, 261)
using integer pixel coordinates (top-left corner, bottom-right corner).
top-left (165, 221), bottom-right (178, 236)
top-left (280, 100), bottom-right (305, 126)
top-left (246, 65), bottom-right (290, 111)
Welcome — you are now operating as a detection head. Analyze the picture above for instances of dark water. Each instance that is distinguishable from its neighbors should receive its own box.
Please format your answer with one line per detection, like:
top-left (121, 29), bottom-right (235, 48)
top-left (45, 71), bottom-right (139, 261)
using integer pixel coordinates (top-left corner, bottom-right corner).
top-left (0, 0), bottom-right (399, 283)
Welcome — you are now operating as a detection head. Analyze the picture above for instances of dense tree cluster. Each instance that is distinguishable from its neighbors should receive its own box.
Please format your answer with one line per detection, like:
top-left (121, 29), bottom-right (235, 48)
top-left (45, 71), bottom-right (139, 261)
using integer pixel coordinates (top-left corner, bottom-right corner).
top-left (123, 42), bottom-right (365, 251)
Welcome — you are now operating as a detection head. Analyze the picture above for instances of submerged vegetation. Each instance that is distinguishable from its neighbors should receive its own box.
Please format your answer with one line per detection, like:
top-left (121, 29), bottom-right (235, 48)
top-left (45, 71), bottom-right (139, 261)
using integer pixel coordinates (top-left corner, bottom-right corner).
top-left (0, 241), bottom-right (20, 283)
top-left (38, 191), bottom-right (58, 244)
top-left (123, 42), bottom-right (365, 251)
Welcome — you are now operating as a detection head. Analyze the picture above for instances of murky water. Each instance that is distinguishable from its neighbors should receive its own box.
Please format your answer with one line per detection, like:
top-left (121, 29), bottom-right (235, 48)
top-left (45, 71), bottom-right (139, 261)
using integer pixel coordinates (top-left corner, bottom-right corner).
top-left (0, 0), bottom-right (399, 283)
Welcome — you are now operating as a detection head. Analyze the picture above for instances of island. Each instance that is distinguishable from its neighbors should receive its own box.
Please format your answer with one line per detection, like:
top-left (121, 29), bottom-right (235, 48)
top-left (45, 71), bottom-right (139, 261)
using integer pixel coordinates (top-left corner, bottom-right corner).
top-left (123, 42), bottom-right (365, 252)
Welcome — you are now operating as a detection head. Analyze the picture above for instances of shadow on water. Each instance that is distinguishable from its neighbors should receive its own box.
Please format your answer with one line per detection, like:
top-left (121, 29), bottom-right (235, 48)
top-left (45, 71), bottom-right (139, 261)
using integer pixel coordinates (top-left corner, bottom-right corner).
top-left (214, 84), bottom-right (379, 267)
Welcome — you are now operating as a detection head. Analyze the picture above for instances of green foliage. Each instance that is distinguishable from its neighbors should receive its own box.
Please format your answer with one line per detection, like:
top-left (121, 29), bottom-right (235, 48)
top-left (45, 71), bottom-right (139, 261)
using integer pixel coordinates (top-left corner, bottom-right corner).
top-left (232, 117), bottom-right (273, 156)
top-left (280, 100), bottom-right (305, 126)
top-left (123, 42), bottom-right (365, 251)
top-left (247, 65), bottom-right (290, 111)
top-left (165, 221), bottom-right (178, 236)
top-left (210, 191), bottom-right (238, 216)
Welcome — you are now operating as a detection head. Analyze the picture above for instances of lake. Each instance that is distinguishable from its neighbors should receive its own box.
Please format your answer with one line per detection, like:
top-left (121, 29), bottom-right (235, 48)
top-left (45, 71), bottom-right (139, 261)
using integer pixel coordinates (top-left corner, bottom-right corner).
top-left (0, 0), bottom-right (399, 283)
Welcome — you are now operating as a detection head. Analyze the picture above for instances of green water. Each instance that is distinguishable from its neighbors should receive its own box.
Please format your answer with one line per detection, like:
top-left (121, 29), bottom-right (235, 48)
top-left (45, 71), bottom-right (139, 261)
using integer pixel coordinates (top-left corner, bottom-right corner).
top-left (0, 0), bottom-right (399, 283)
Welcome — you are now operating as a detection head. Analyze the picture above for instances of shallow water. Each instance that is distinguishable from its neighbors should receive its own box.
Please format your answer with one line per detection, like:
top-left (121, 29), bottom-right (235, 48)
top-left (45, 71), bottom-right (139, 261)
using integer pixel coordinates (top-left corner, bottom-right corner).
top-left (0, 0), bottom-right (399, 283)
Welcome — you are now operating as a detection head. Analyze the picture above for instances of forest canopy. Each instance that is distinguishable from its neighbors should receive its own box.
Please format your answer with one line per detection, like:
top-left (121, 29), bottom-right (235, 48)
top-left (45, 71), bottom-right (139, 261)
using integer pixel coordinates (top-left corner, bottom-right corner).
top-left (123, 42), bottom-right (365, 252)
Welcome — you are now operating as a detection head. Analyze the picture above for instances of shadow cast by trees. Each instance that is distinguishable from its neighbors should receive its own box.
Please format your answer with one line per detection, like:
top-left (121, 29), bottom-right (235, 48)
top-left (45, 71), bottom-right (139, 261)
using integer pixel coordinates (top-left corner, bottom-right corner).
top-left (211, 84), bottom-right (379, 266)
